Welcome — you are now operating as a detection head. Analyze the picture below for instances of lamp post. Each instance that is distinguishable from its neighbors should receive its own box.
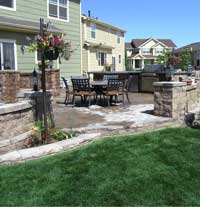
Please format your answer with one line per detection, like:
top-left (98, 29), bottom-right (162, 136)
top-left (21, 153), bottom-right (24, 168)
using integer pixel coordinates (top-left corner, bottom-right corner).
top-left (32, 68), bottom-right (38, 91)
top-left (40, 18), bottom-right (48, 141)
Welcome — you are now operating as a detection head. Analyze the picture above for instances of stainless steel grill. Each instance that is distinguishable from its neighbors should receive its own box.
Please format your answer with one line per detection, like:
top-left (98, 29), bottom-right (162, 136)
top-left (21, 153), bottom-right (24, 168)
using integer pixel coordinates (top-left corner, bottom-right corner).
top-left (141, 64), bottom-right (166, 92)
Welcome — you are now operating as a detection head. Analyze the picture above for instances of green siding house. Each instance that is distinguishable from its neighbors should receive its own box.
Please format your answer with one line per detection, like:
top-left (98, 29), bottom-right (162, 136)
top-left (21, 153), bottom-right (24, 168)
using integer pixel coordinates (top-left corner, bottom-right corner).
top-left (0, 0), bottom-right (81, 78)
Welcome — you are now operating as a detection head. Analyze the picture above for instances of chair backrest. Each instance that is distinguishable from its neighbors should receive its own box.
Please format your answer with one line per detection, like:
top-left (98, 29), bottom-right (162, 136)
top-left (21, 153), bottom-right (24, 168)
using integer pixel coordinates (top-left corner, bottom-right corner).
top-left (126, 75), bottom-right (133, 91)
top-left (62, 77), bottom-right (69, 91)
top-left (103, 74), bottom-right (119, 80)
top-left (107, 79), bottom-right (122, 91)
top-left (71, 78), bottom-right (91, 92)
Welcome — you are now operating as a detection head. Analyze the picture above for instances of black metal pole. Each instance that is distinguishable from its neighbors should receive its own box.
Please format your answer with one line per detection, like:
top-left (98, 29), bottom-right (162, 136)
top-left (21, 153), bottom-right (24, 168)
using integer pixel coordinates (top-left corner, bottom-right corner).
top-left (40, 18), bottom-right (48, 141)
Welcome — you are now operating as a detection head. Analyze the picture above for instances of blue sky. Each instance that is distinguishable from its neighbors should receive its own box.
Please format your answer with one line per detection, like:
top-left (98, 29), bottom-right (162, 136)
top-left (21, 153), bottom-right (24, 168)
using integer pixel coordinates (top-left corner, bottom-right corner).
top-left (82, 0), bottom-right (200, 48)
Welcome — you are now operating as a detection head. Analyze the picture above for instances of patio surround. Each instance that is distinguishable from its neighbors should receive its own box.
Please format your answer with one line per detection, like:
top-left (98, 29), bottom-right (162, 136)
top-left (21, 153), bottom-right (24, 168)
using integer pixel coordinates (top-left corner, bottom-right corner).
top-left (0, 101), bottom-right (34, 142)
top-left (0, 71), bottom-right (20, 104)
top-left (20, 72), bottom-right (42, 89)
top-left (154, 82), bottom-right (200, 118)
top-left (20, 69), bottom-right (60, 96)
top-left (45, 69), bottom-right (60, 96)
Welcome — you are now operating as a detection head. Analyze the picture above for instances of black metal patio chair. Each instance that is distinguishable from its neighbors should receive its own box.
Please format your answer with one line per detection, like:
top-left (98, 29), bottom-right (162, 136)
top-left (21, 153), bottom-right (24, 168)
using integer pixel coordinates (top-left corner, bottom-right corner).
top-left (71, 78), bottom-right (96, 107)
top-left (62, 77), bottom-right (73, 105)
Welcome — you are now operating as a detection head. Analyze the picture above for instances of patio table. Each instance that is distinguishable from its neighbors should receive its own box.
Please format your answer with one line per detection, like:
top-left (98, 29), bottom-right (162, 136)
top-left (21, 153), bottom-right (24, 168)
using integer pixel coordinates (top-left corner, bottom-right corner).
top-left (90, 80), bottom-right (108, 87)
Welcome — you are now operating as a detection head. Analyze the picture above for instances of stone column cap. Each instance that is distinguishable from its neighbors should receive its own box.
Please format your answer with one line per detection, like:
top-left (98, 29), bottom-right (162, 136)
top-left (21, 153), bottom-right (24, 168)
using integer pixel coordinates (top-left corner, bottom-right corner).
top-left (153, 81), bottom-right (187, 87)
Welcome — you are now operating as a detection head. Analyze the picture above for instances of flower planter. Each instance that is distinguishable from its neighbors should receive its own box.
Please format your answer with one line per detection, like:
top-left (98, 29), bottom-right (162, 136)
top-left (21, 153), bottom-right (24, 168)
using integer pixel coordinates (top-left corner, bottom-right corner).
top-left (45, 48), bottom-right (59, 60)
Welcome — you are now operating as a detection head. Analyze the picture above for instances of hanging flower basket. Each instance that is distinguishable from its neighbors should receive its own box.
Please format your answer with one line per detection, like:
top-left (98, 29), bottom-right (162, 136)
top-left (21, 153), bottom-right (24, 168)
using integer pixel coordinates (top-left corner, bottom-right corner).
top-left (45, 47), bottom-right (59, 60)
top-left (29, 34), bottom-right (73, 63)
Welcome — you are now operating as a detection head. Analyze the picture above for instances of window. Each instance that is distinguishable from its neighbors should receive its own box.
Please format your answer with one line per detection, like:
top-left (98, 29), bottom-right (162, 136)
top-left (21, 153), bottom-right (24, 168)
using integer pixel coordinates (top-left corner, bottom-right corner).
top-left (119, 55), bottom-right (121, 64)
top-left (117, 32), bottom-right (121, 44)
top-left (36, 51), bottom-right (42, 62)
top-left (0, 40), bottom-right (16, 70)
top-left (49, 0), bottom-right (68, 21)
top-left (91, 23), bottom-right (96, 39)
top-left (0, 0), bottom-right (15, 10)
top-left (98, 52), bottom-right (107, 66)
top-left (155, 48), bottom-right (164, 54)
top-left (142, 48), bottom-right (151, 54)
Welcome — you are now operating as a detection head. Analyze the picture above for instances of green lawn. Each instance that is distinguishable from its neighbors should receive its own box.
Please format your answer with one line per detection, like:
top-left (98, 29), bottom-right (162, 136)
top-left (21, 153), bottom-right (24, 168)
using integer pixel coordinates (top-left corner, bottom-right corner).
top-left (1, 128), bottom-right (200, 206)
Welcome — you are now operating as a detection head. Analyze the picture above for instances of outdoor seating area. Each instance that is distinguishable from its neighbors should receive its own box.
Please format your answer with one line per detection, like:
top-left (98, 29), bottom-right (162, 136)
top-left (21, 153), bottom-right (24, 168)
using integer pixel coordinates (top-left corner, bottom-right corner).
top-left (62, 75), bottom-right (132, 107)
top-left (2, 0), bottom-right (200, 206)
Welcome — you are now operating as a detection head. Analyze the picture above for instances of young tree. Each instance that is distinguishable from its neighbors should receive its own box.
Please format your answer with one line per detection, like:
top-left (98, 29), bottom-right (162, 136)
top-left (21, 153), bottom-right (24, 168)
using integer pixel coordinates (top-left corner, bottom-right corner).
top-left (181, 48), bottom-right (191, 70)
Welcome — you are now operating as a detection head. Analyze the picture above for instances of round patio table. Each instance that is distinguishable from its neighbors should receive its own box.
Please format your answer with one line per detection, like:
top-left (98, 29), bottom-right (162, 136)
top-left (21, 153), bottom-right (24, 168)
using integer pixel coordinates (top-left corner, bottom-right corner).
top-left (90, 80), bottom-right (108, 87)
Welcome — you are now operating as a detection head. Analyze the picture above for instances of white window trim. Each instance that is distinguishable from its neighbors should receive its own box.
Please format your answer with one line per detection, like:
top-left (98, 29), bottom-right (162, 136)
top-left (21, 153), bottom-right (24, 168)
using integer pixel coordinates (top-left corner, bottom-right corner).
top-left (47, 0), bottom-right (69, 22)
top-left (97, 51), bottom-right (107, 66)
top-left (0, 0), bottom-right (16, 11)
top-left (0, 39), bottom-right (17, 71)
top-left (117, 32), bottom-right (121, 44)
top-left (90, 23), bottom-right (96, 39)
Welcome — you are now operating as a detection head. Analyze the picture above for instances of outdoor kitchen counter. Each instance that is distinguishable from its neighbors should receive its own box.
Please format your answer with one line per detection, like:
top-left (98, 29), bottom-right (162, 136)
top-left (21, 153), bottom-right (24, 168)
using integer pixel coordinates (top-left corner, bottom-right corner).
top-left (88, 71), bottom-right (142, 92)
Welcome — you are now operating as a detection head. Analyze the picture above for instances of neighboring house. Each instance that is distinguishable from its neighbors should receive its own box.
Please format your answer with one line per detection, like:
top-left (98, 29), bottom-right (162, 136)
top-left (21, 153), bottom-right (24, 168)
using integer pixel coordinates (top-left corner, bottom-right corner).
top-left (126, 38), bottom-right (177, 70)
top-left (174, 42), bottom-right (200, 69)
top-left (0, 0), bottom-right (81, 78)
top-left (81, 14), bottom-right (126, 73)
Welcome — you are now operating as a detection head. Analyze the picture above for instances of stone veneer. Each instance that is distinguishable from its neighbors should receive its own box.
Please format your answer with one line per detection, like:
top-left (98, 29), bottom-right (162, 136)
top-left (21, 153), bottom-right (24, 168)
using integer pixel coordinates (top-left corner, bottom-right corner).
top-left (20, 69), bottom-right (60, 96)
top-left (0, 71), bottom-right (20, 103)
top-left (45, 69), bottom-right (60, 96)
top-left (20, 72), bottom-right (41, 89)
top-left (154, 82), bottom-right (200, 119)
top-left (0, 101), bottom-right (34, 141)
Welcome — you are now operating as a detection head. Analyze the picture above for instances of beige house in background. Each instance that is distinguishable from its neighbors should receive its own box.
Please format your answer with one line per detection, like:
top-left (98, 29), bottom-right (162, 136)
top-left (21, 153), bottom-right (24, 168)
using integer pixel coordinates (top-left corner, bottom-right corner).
top-left (126, 38), bottom-right (177, 70)
top-left (81, 15), bottom-right (126, 74)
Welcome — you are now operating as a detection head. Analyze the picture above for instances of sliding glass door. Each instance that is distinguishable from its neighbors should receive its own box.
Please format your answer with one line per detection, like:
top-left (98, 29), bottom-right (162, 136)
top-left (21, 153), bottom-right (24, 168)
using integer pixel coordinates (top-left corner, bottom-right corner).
top-left (0, 41), bottom-right (16, 70)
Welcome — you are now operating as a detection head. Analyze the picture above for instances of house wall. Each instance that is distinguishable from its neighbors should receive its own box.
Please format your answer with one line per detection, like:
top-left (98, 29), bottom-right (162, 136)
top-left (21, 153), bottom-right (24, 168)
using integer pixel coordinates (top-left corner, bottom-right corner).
top-left (139, 39), bottom-right (157, 55)
top-left (0, 0), bottom-right (81, 78)
top-left (82, 18), bottom-right (125, 72)
top-left (127, 38), bottom-right (175, 70)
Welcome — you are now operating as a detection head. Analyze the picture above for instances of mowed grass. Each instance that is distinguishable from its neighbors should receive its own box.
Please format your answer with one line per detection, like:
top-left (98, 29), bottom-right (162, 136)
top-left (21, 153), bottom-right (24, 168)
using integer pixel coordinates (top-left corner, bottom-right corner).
top-left (1, 127), bottom-right (200, 206)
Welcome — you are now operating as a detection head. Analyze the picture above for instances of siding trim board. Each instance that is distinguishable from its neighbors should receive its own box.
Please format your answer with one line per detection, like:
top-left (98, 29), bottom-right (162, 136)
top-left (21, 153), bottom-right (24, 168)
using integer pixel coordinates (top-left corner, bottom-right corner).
top-left (0, 16), bottom-right (63, 34)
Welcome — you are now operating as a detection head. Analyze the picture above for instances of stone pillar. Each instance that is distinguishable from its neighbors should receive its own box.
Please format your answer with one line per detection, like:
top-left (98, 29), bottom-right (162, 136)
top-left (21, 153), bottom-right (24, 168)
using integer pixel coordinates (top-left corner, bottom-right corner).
top-left (0, 71), bottom-right (20, 103)
top-left (45, 69), bottom-right (60, 96)
top-left (154, 82), bottom-right (187, 118)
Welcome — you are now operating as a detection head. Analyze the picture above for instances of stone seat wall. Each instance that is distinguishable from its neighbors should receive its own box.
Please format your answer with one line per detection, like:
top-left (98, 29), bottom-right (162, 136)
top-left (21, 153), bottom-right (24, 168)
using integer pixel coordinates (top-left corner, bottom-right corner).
top-left (154, 81), bottom-right (200, 119)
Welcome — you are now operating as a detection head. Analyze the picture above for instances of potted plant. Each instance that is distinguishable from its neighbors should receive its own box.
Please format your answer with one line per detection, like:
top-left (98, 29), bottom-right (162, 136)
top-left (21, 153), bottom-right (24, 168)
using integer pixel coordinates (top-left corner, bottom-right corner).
top-left (29, 34), bottom-right (73, 61)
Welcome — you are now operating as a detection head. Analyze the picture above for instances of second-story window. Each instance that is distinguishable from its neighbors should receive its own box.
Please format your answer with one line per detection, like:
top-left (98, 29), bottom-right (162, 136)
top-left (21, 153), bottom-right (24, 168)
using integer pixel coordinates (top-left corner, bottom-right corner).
top-left (155, 48), bottom-right (164, 54)
top-left (49, 0), bottom-right (68, 21)
top-left (142, 48), bottom-right (151, 54)
top-left (117, 32), bottom-right (121, 44)
top-left (0, 0), bottom-right (15, 10)
top-left (90, 23), bottom-right (96, 39)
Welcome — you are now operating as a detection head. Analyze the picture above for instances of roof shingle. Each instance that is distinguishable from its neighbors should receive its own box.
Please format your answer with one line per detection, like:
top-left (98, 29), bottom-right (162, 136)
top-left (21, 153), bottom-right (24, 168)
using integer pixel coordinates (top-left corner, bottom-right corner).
top-left (130, 38), bottom-right (177, 48)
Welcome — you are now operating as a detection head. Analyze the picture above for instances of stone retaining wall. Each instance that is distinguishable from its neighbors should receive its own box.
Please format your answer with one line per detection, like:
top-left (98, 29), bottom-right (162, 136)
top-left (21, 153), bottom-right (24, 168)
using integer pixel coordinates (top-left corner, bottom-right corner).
top-left (0, 71), bottom-right (20, 103)
top-left (20, 69), bottom-right (60, 96)
top-left (45, 69), bottom-right (60, 96)
top-left (0, 101), bottom-right (34, 141)
top-left (0, 69), bottom-right (60, 103)
top-left (20, 72), bottom-right (42, 89)
top-left (154, 82), bottom-right (200, 119)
